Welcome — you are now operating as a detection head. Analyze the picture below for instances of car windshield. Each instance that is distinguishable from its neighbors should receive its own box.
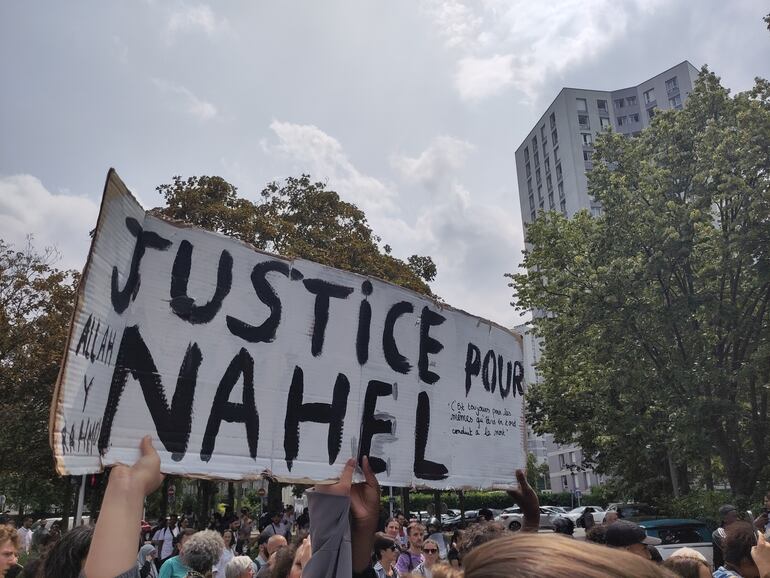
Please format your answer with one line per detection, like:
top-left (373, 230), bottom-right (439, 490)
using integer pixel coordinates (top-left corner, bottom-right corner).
top-left (568, 507), bottom-right (585, 514)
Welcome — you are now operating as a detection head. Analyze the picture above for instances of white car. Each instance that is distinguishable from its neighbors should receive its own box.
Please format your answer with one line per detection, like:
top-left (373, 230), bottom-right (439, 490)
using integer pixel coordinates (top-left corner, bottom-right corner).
top-left (565, 506), bottom-right (606, 526)
top-left (496, 506), bottom-right (562, 531)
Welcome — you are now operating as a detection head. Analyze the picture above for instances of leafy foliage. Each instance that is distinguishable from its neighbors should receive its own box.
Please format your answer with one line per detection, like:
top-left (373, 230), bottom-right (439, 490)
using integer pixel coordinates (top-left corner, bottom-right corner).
top-left (510, 69), bottom-right (770, 499)
top-left (152, 174), bottom-right (437, 295)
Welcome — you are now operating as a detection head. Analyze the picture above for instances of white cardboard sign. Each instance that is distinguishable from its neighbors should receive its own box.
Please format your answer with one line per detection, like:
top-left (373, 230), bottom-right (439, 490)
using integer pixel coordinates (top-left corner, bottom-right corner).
top-left (50, 170), bottom-right (526, 488)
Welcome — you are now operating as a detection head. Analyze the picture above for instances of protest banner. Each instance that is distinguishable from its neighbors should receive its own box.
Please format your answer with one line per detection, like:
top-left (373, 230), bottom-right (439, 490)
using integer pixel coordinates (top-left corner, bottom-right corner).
top-left (50, 170), bottom-right (526, 489)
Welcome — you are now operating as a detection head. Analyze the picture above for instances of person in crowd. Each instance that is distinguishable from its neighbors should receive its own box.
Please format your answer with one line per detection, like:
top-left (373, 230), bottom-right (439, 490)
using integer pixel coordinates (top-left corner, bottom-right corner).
top-left (384, 519), bottom-right (402, 544)
top-left (581, 509), bottom-right (596, 531)
top-left (714, 504), bottom-right (740, 569)
top-left (752, 492), bottom-right (770, 539)
top-left (476, 509), bottom-right (493, 523)
top-left (446, 530), bottom-right (462, 568)
top-left (394, 513), bottom-right (409, 548)
top-left (713, 522), bottom-right (760, 578)
top-left (372, 532), bottom-right (400, 578)
top-left (225, 555), bottom-right (255, 578)
top-left (605, 520), bottom-right (662, 560)
top-left (269, 543), bottom-right (298, 578)
top-left (260, 513), bottom-right (287, 542)
top-left (604, 510), bottom-right (620, 526)
top-left (281, 507), bottom-right (295, 533)
top-left (16, 517), bottom-right (33, 555)
top-left (154, 517), bottom-right (179, 567)
top-left (37, 524), bottom-right (94, 578)
top-left (586, 524), bottom-right (607, 544)
top-left (179, 530), bottom-right (224, 578)
top-left (552, 516), bottom-right (575, 537)
top-left (396, 522), bottom-right (425, 574)
top-left (138, 544), bottom-right (159, 578)
top-left (251, 534), bottom-right (269, 572)
top-left (160, 529), bottom-right (196, 578)
top-left (648, 545), bottom-right (663, 564)
top-left (414, 538), bottom-right (441, 577)
top-left (662, 555), bottom-right (711, 578)
top-left (255, 535), bottom-right (288, 578)
top-left (215, 529), bottom-right (237, 576)
top-left (295, 510), bottom-right (309, 534)
top-left (425, 519), bottom-right (448, 560)
top-left (0, 525), bottom-right (20, 578)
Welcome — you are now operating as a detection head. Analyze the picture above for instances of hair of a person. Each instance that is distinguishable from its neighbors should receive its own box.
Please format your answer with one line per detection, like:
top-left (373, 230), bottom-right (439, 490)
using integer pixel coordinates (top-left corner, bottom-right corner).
top-left (407, 522), bottom-right (425, 536)
top-left (431, 563), bottom-right (465, 578)
top-left (460, 533), bottom-right (677, 578)
top-left (585, 524), bottom-right (607, 544)
top-left (648, 544), bottom-right (663, 564)
top-left (40, 525), bottom-right (94, 578)
top-left (225, 555), bottom-right (254, 578)
top-left (385, 517), bottom-right (401, 528)
top-left (0, 525), bottom-right (19, 551)
top-left (423, 538), bottom-right (439, 550)
top-left (270, 542), bottom-right (298, 578)
top-left (457, 522), bottom-right (509, 559)
top-left (373, 532), bottom-right (398, 560)
top-left (551, 516), bottom-right (574, 536)
top-left (723, 521), bottom-right (758, 566)
top-left (662, 556), bottom-right (709, 578)
top-left (180, 530), bottom-right (225, 573)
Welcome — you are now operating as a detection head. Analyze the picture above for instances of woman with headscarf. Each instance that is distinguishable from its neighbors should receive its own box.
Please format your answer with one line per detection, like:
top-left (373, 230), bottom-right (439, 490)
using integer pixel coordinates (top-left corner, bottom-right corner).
top-left (137, 544), bottom-right (159, 578)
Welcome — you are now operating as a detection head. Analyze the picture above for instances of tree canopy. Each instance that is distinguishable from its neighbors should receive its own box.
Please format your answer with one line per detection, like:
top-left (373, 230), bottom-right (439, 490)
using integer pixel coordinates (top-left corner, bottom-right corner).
top-left (153, 174), bottom-right (436, 295)
top-left (510, 69), bottom-right (770, 499)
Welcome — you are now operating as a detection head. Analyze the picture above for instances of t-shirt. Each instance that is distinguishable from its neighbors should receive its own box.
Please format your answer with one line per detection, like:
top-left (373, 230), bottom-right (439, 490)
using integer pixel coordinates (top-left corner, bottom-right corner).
top-left (395, 551), bottom-right (423, 574)
top-left (17, 527), bottom-right (33, 553)
top-left (153, 527), bottom-right (176, 560)
top-left (158, 555), bottom-right (190, 578)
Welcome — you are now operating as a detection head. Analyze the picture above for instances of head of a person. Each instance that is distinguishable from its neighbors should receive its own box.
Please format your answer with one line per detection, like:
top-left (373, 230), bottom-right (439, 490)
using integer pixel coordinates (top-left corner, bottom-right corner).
top-left (396, 511), bottom-right (407, 526)
top-left (478, 508), bottom-right (494, 522)
top-left (457, 522), bottom-right (510, 559)
top-left (267, 534), bottom-right (288, 556)
top-left (22, 517), bottom-right (33, 529)
top-left (177, 528), bottom-right (196, 553)
top-left (605, 520), bottom-right (662, 560)
top-left (663, 555), bottom-right (711, 578)
top-left (719, 504), bottom-right (739, 527)
top-left (223, 529), bottom-right (234, 547)
top-left (41, 524), bottom-right (94, 578)
top-left (271, 511), bottom-right (283, 525)
top-left (603, 511), bottom-right (620, 525)
top-left (180, 529), bottom-right (225, 574)
top-left (256, 533), bottom-right (269, 557)
top-left (270, 542), bottom-right (298, 578)
top-left (428, 517), bottom-right (442, 534)
top-left (423, 538), bottom-right (440, 566)
top-left (552, 516), bottom-right (575, 536)
top-left (170, 513), bottom-right (178, 526)
top-left (240, 507), bottom-right (250, 517)
top-left (230, 518), bottom-right (241, 532)
top-left (137, 544), bottom-right (157, 566)
top-left (373, 532), bottom-right (400, 564)
top-left (407, 522), bottom-right (425, 550)
top-left (285, 505), bottom-right (294, 515)
top-left (723, 522), bottom-right (760, 577)
top-left (461, 533), bottom-right (676, 578)
top-left (225, 555), bottom-right (255, 578)
top-left (0, 526), bottom-right (19, 575)
top-left (385, 517), bottom-right (401, 539)
top-left (179, 517), bottom-right (190, 529)
top-left (585, 524), bottom-right (607, 544)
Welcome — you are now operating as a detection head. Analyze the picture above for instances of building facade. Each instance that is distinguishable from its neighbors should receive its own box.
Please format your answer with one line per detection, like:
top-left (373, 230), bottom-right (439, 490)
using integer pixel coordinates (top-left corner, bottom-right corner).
top-left (515, 61), bottom-right (699, 225)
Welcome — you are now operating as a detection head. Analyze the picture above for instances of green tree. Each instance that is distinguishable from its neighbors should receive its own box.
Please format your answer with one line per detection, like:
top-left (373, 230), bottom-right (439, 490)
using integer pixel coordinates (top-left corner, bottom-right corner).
top-left (0, 240), bottom-right (78, 514)
top-left (153, 174), bottom-right (436, 295)
top-left (510, 69), bottom-right (770, 499)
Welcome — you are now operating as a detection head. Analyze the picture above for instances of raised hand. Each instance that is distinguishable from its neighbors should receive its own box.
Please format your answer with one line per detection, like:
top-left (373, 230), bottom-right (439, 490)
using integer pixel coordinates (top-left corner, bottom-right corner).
top-left (507, 469), bottom-right (540, 532)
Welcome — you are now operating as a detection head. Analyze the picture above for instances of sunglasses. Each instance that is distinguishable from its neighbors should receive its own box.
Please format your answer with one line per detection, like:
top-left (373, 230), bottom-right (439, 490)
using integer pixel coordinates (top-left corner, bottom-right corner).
top-left (388, 545), bottom-right (400, 552)
top-left (423, 548), bottom-right (438, 554)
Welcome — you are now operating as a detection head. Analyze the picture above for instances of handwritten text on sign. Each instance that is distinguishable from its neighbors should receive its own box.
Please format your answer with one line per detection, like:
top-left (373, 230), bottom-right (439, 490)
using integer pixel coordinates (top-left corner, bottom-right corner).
top-left (50, 170), bottom-right (525, 488)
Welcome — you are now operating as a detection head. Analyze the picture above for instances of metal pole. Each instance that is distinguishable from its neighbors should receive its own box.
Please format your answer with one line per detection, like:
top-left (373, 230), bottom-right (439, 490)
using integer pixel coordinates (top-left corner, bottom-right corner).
top-left (388, 486), bottom-right (394, 518)
top-left (75, 475), bottom-right (86, 526)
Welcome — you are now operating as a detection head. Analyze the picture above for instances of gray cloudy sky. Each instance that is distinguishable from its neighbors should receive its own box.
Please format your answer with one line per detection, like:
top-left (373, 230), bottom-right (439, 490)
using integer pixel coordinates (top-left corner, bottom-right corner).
top-left (1, 1), bottom-right (768, 327)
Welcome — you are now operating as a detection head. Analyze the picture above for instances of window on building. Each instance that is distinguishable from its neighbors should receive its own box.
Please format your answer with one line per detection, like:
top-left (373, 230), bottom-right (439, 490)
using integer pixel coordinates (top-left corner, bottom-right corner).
top-left (539, 199), bottom-right (544, 210)
top-left (543, 140), bottom-right (548, 155)
top-left (630, 112), bottom-right (639, 122)
top-left (553, 146), bottom-right (560, 162)
top-left (540, 125), bottom-right (546, 141)
top-left (532, 136), bottom-right (538, 149)
top-left (648, 106), bottom-right (657, 120)
top-left (665, 76), bottom-right (679, 93)
top-left (552, 128), bottom-right (558, 144)
top-left (548, 193), bottom-right (554, 208)
top-left (549, 111), bottom-right (556, 129)
top-left (545, 157), bottom-right (551, 173)
top-left (530, 209), bottom-right (536, 222)
top-left (536, 168), bottom-right (541, 184)
top-left (525, 162), bottom-right (531, 178)
top-left (524, 147), bottom-right (530, 162)
top-left (558, 181), bottom-right (564, 198)
top-left (537, 185), bottom-right (543, 201)
top-left (597, 99), bottom-right (607, 112)
top-left (583, 472), bottom-right (589, 488)
top-left (582, 133), bottom-right (593, 146)
top-left (644, 88), bottom-right (656, 104)
top-left (560, 199), bottom-right (567, 214)
top-left (534, 150), bottom-right (539, 166)
top-left (561, 475), bottom-right (568, 489)
top-left (626, 95), bottom-right (637, 106)
top-left (583, 150), bottom-right (591, 161)
top-left (614, 98), bottom-right (624, 109)
top-left (546, 175), bottom-right (553, 191)
top-left (529, 193), bottom-right (535, 210)
top-left (669, 94), bottom-right (682, 109)
top-left (559, 454), bottom-right (566, 468)
top-left (576, 98), bottom-right (588, 112)
top-left (617, 115), bottom-right (626, 126)
top-left (556, 163), bottom-right (563, 181)
top-left (578, 114), bottom-right (589, 129)
top-left (600, 117), bottom-right (611, 129)
top-left (527, 178), bottom-right (532, 194)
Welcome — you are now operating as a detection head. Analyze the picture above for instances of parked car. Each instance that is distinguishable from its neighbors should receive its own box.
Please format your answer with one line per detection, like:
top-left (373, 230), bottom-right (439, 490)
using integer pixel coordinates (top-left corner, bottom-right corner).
top-left (606, 503), bottom-right (657, 520)
top-left (542, 506), bottom-right (568, 515)
top-left (443, 510), bottom-right (480, 530)
top-left (565, 506), bottom-right (606, 527)
top-left (496, 506), bottom-right (563, 531)
top-left (639, 519), bottom-right (713, 566)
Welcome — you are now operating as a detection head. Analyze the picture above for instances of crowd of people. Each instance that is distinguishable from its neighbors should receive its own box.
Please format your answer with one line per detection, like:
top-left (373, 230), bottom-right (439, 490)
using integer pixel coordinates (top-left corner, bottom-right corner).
top-left (3, 437), bottom-right (770, 577)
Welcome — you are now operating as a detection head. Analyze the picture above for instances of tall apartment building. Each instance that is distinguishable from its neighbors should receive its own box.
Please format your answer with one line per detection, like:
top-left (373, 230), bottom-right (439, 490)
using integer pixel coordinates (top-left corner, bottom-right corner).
top-left (515, 61), bottom-right (699, 225)
top-left (514, 62), bottom-right (700, 494)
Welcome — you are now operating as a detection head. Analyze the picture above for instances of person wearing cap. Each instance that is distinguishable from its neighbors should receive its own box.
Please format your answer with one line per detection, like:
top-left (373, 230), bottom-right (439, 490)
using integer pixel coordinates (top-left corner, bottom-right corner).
top-left (714, 504), bottom-right (739, 569)
top-left (605, 520), bottom-right (662, 560)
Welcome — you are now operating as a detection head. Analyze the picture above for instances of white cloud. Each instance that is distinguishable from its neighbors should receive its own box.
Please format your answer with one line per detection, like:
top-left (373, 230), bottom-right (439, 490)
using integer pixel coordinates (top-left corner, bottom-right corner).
top-left (167, 3), bottom-right (230, 38)
top-left (455, 54), bottom-right (515, 102)
top-left (266, 121), bottom-right (396, 213)
top-left (152, 78), bottom-right (218, 121)
top-left (423, 0), bottom-right (665, 102)
top-left (391, 136), bottom-right (474, 189)
top-left (0, 175), bottom-right (99, 271)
